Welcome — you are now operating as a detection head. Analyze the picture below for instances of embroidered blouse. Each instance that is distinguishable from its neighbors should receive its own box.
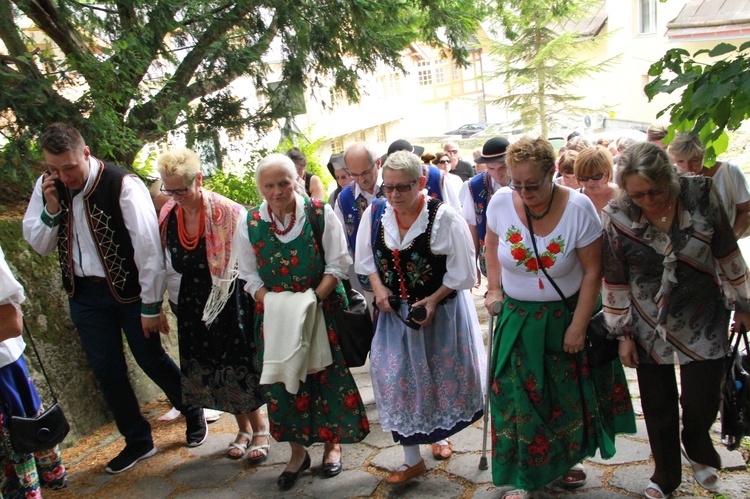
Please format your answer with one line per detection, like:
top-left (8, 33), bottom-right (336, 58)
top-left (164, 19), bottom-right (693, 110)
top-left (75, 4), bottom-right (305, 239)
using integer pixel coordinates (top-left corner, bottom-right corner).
top-left (602, 176), bottom-right (750, 364)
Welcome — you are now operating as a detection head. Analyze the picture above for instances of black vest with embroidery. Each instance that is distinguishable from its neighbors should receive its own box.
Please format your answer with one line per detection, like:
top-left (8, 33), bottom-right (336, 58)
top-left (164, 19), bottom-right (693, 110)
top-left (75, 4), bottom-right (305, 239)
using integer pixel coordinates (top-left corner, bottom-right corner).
top-left (48, 162), bottom-right (141, 303)
top-left (373, 197), bottom-right (448, 303)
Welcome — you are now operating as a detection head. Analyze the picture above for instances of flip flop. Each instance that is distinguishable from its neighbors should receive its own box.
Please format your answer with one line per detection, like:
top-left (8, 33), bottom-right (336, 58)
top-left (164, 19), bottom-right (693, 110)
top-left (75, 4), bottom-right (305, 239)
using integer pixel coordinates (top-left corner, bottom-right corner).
top-left (681, 446), bottom-right (719, 491)
top-left (560, 463), bottom-right (587, 488)
top-left (227, 431), bottom-right (252, 459)
top-left (246, 431), bottom-right (271, 464)
top-left (645, 480), bottom-right (670, 498)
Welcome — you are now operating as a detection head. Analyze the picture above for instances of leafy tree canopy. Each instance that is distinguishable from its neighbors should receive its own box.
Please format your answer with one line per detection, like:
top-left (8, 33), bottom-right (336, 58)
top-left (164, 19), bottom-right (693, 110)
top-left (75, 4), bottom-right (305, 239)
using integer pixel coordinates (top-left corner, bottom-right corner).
top-left (485, 0), bottom-right (615, 138)
top-left (645, 42), bottom-right (750, 166)
top-left (0, 0), bottom-right (481, 198)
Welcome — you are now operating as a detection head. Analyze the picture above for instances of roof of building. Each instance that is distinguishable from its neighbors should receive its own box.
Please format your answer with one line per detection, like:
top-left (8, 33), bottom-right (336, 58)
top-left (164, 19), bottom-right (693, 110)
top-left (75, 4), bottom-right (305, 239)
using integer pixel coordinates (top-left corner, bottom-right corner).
top-left (666, 0), bottom-right (750, 40)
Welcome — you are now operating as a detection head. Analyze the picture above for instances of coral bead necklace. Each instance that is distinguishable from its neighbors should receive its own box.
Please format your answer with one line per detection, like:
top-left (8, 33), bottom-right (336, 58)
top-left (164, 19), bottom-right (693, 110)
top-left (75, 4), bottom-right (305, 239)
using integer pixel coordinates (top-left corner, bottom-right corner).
top-left (268, 198), bottom-right (297, 235)
top-left (394, 196), bottom-right (424, 231)
top-left (177, 201), bottom-right (204, 251)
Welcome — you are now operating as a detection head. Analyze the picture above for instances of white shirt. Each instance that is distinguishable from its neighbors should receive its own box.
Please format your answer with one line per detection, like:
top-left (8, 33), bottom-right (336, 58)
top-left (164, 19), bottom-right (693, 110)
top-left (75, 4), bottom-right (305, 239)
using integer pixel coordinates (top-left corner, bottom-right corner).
top-left (710, 161), bottom-right (750, 227)
top-left (237, 193), bottom-right (352, 298)
top-left (0, 244), bottom-right (26, 367)
top-left (461, 176), bottom-right (504, 226)
top-left (22, 156), bottom-right (166, 311)
top-left (333, 180), bottom-right (383, 245)
top-left (487, 188), bottom-right (602, 302)
top-left (354, 193), bottom-right (477, 291)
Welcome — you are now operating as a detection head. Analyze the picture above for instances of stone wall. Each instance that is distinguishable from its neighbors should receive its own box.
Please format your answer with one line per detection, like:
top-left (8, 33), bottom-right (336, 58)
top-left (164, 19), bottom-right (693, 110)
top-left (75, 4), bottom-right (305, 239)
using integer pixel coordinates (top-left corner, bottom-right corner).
top-left (0, 218), bottom-right (179, 445)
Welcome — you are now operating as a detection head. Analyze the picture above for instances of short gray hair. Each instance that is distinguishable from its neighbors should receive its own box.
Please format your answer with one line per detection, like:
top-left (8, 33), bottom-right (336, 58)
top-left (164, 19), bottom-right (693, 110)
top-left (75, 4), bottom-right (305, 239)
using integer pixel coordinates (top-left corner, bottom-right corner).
top-left (667, 132), bottom-right (704, 160)
top-left (383, 150), bottom-right (422, 181)
top-left (255, 153), bottom-right (299, 193)
top-left (615, 142), bottom-right (679, 207)
top-left (343, 142), bottom-right (379, 166)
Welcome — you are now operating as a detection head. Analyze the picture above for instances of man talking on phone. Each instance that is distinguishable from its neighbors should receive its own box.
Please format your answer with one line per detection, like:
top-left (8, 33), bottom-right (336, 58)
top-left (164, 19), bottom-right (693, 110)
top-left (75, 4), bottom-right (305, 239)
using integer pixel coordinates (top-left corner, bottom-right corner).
top-left (22, 123), bottom-right (206, 474)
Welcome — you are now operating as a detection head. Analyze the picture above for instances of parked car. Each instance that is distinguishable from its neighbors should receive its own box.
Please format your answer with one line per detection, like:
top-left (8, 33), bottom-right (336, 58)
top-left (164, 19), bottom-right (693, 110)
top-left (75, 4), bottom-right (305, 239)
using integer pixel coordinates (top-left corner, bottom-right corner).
top-left (444, 123), bottom-right (487, 138)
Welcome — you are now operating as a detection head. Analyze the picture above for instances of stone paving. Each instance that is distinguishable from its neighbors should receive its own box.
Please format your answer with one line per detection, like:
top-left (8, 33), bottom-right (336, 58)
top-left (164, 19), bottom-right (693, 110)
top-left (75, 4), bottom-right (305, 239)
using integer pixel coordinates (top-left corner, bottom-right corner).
top-left (47, 362), bottom-right (750, 499)
top-left (46, 288), bottom-right (750, 498)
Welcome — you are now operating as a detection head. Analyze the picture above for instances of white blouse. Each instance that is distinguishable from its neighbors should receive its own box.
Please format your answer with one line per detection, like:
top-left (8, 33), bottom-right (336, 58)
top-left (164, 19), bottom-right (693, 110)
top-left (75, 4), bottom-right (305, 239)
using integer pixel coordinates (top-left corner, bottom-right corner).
top-left (0, 244), bottom-right (26, 367)
top-left (237, 193), bottom-right (352, 298)
top-left (354, 193), bottom-right (477, 291)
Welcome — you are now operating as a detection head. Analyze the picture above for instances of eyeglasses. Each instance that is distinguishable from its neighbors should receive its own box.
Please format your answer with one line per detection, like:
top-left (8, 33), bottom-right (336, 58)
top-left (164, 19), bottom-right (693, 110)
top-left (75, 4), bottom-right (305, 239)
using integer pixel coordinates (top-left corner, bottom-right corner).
top-left (446, 150), bottom-right (459, 155)
top-left (508, 183), bottom-right (542, 192)
top-left (437, 159), bottom-right (451, 164)
top-left (627, 188), bottom-right (666, 200)
top-left (577, 173), bottom-right (605, 182)
top-left (160, 175), bottom-right (196, 196)
top-left (347, 163), bottom-right (376, 179)
top-left (382, 181), bottom-right (418, 193)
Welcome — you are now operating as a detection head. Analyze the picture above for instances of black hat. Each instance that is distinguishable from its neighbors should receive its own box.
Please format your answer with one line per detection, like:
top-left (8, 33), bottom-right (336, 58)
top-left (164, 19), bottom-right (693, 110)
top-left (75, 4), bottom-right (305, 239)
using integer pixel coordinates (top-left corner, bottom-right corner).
top-left (385, 139), bottom-right (425, 158)
top-left (327, 152), bottom-right (346, 177)
top-left (474, 137), bottom-right (509, 164)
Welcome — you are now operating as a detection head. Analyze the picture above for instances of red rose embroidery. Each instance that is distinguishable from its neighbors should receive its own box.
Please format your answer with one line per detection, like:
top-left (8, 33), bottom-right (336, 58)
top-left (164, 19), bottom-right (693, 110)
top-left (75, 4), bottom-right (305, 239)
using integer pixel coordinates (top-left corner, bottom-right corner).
top-left (344, 394), bottom-right (359, 409)
top-left (318, 427), bottom-right (334, 440)
top-left (539, 256), bottom-right (554, 269)
top-left (252, 211), bottom-right (261, 220)
top-left (547, 242), bottom-right (561, 254)
top-left (279, 266), bottom-right (290, 276)
top-left (511, 247), bottom-right (527, 261)
top-left (327, 330), bottom-right (338, 344)
top-left (291, 256), bottom-right (299, 267)
top-left (272, 286), bottom-right (284, 292)
top-left (269, 403), bottom-right (278, 412)
top-left (509, 233), bottom-right (523, 244)
top-left (525, 258), bottom-right (539, 271)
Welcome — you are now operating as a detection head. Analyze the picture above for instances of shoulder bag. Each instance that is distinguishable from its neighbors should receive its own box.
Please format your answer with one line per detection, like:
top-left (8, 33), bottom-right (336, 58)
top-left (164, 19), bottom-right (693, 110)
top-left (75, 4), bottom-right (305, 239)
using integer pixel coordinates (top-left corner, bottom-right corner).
top-left (524, 209), bottom-right (619, 368)
top-left (6, 321), bottom-right (70, 454)
top-left (721, 325), bottom-right (750, 450)
top-left (305, 200), bottom-right (374, 367)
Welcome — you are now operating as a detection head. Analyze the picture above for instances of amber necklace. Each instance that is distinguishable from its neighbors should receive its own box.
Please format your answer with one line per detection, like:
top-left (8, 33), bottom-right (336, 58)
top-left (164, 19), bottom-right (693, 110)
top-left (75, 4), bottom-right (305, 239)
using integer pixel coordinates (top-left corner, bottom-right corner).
top-left (268, 198), bottom-right (296, 235)
top-left (524, 183), bottom-right (556, 221)
top-left (394, 196), bottom-right (424, 230)
top-left (177, 200), bottom-right (204, 251)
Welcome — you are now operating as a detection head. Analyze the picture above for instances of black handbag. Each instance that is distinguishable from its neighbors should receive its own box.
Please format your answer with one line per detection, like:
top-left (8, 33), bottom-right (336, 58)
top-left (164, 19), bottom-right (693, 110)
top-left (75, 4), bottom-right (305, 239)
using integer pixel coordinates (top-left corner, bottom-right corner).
top-left (720, 326), bottom-right (750, 450)
top-left (305, 200), bottom-right (374, 367)
top-left (6, 321), bottom-right (70, 454)
top-left (525, 209), bottom-right (619, 368)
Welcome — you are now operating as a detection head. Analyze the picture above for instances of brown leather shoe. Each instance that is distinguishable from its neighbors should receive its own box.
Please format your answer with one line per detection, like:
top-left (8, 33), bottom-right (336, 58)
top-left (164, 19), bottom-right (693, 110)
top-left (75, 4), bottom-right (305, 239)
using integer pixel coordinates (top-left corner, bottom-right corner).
top-left (386, 459), bottom-right (426, 484)
top-left (431, 440), bottom-right (452, 460)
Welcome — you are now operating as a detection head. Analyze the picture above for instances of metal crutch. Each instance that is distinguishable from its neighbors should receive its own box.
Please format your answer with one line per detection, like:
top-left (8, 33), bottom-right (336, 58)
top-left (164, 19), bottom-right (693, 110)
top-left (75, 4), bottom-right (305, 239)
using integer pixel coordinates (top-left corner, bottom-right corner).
top-left (479, 300), bottom-right (502, 470)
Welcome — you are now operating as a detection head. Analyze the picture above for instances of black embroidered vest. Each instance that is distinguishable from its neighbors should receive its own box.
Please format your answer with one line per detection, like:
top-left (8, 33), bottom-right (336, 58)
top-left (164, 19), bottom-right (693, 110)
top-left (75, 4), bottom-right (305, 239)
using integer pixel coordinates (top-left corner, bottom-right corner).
top-left (48, 161), bottom-right (141, 303)
top-left (373, 197), bottom-right (449, 303)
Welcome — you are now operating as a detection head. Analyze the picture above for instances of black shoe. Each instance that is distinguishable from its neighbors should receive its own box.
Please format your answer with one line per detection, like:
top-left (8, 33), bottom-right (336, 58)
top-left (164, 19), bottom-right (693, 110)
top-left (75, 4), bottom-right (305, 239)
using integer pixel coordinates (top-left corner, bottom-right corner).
top-left (185, 409), bottom-right (207, 447)
top-left (277, 452), bottom-right (311, 489)
top-left (105, 443), bottom-right (157, 474)
top-left (322, 450), bottom-right (343, 478)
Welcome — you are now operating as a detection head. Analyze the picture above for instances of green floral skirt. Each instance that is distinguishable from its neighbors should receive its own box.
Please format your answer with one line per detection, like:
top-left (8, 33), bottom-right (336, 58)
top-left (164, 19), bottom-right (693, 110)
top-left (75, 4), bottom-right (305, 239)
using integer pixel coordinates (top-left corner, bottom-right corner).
top-left (489, 294), bottom-right (635, 491)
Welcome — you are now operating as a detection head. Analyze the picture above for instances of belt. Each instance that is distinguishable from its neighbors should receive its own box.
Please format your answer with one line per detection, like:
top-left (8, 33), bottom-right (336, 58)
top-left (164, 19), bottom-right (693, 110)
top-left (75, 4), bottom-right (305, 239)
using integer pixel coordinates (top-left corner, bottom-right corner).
top-left (75, 276), bottom-right (107, 283)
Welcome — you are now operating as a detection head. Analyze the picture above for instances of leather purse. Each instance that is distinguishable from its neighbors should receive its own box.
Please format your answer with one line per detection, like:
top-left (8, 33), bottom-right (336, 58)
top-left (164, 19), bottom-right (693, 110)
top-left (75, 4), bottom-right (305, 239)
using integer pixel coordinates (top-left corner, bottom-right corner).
top-left (525, 209), bottom-right (619, 368)
top-left (7, 321), bottom-right (70, 454)
top-left (305, 200), bottom-right (374, 368)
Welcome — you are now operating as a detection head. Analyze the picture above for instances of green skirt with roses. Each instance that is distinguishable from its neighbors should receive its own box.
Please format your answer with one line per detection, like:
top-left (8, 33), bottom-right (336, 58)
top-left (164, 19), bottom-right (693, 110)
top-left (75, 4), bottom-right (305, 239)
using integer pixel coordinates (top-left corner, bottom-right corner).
top-left (489, 293), bottom-right (635, 491)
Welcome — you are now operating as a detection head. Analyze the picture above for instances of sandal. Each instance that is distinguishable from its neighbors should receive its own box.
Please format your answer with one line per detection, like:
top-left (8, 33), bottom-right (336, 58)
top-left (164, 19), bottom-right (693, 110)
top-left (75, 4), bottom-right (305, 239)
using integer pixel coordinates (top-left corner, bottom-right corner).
top-left (681, 446), bottom-right (719, 491)
top-left (227, 431), bottom-right (252, 459)
top-left (246, 431), bottom-right (271, 464)
top-left (645, 480), bottom-right (670, 499)
top-left (560, 463), bottom-right (587, 488)
top-left (501, 490), bottom-right (529, 499)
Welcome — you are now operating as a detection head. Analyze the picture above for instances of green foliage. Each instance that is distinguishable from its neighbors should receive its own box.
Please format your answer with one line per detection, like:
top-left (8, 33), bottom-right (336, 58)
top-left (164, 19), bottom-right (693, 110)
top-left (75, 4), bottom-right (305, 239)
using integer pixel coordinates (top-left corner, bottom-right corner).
top-left (0, 0), bottom-right (482, 204)
top-left (485, 0), bottom-right (617, 137)
top-left (645, 44), bottom-right (750, 165)
top-left (203, 169), bottom-right (262, 208)
top-left (277, 134), bottom-right (330, 189)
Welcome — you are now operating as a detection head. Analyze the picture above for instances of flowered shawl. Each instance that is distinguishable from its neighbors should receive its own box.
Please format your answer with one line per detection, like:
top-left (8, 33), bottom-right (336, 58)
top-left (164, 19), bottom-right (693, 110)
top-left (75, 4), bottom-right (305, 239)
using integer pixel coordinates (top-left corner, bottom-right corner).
top-left (159, 189), bottom-right (242, 326)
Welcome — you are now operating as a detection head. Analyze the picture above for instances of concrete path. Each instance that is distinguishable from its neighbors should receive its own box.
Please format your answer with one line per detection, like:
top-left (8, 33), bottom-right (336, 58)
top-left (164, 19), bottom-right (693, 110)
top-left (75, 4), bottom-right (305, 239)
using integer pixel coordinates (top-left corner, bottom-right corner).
top-left (47, 289), bottom-right (749, 498)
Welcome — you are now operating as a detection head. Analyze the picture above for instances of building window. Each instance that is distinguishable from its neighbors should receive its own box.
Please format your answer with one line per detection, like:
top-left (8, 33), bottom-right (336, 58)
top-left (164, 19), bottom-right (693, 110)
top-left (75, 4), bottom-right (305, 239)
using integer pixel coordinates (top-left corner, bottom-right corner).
top-left (639, 0), bottom-right (656, 34)
top-left (451, 65), bottom-right (460, 81)
top-left (354, 130), bottom-right (365, 142)
top-left (389, 74), bottom-right (400, 94)
top-left (434, 67), bottom-right (445, 84)
top-left (417, 60), bottom-right (432, 86)
top-left (331, 138), bottom-right (344, 154)
top-left (376, 125), bottom-right (386, 143)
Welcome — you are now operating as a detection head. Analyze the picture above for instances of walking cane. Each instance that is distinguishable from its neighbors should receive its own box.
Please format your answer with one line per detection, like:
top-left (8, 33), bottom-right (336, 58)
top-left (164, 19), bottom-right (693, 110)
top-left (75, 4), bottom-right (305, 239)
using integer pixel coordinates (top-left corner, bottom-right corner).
top-left (479, 300), bottom-right (502, 470)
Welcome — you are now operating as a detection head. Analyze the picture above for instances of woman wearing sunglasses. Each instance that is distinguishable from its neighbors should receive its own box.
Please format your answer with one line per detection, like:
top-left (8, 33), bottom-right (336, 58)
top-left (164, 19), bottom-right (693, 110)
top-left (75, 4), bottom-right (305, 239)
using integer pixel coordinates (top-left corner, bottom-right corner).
top-left (602, 142), bottom-right (750, 499)
top-left (354, 150), bottom-right (486, 484)
top-left (432, 151), bottom-right (464, 205)
top-left (483, 136), bottom-right (635, 499)
top-left (574, 146), bottom-right (619, 214)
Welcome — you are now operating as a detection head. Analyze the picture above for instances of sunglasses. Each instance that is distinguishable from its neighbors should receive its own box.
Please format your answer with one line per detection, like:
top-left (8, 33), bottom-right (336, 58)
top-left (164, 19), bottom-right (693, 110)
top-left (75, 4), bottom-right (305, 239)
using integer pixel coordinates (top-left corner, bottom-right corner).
top-left (627, 188), bottom-right (666, 200)
top-left (577, 173), bottom-right (605, 183)
top-left (508, 183), bottom-right (542, 192)
top-left (160, 175), bottom-right (196, 196)
top-left (382, 181), bottom-right (418, 193)
top-left (437, 159), bottom-right (451, 164)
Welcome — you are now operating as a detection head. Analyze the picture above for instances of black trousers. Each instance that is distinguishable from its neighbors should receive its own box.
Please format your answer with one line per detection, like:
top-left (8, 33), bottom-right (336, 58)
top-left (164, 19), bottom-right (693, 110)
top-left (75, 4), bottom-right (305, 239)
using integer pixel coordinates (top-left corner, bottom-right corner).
top-left (637, 357), bottom-right (725, 495)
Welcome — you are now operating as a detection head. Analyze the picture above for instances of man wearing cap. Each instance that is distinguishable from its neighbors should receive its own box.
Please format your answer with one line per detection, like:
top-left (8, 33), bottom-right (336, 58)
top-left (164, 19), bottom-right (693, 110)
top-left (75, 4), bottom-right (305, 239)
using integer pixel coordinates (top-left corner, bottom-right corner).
top-left (443, 141), bottom-right (475, 182)
top-left (388, 139), bottom-right (461, 211)
top-left (461, 137), bottom-right (510, 281)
